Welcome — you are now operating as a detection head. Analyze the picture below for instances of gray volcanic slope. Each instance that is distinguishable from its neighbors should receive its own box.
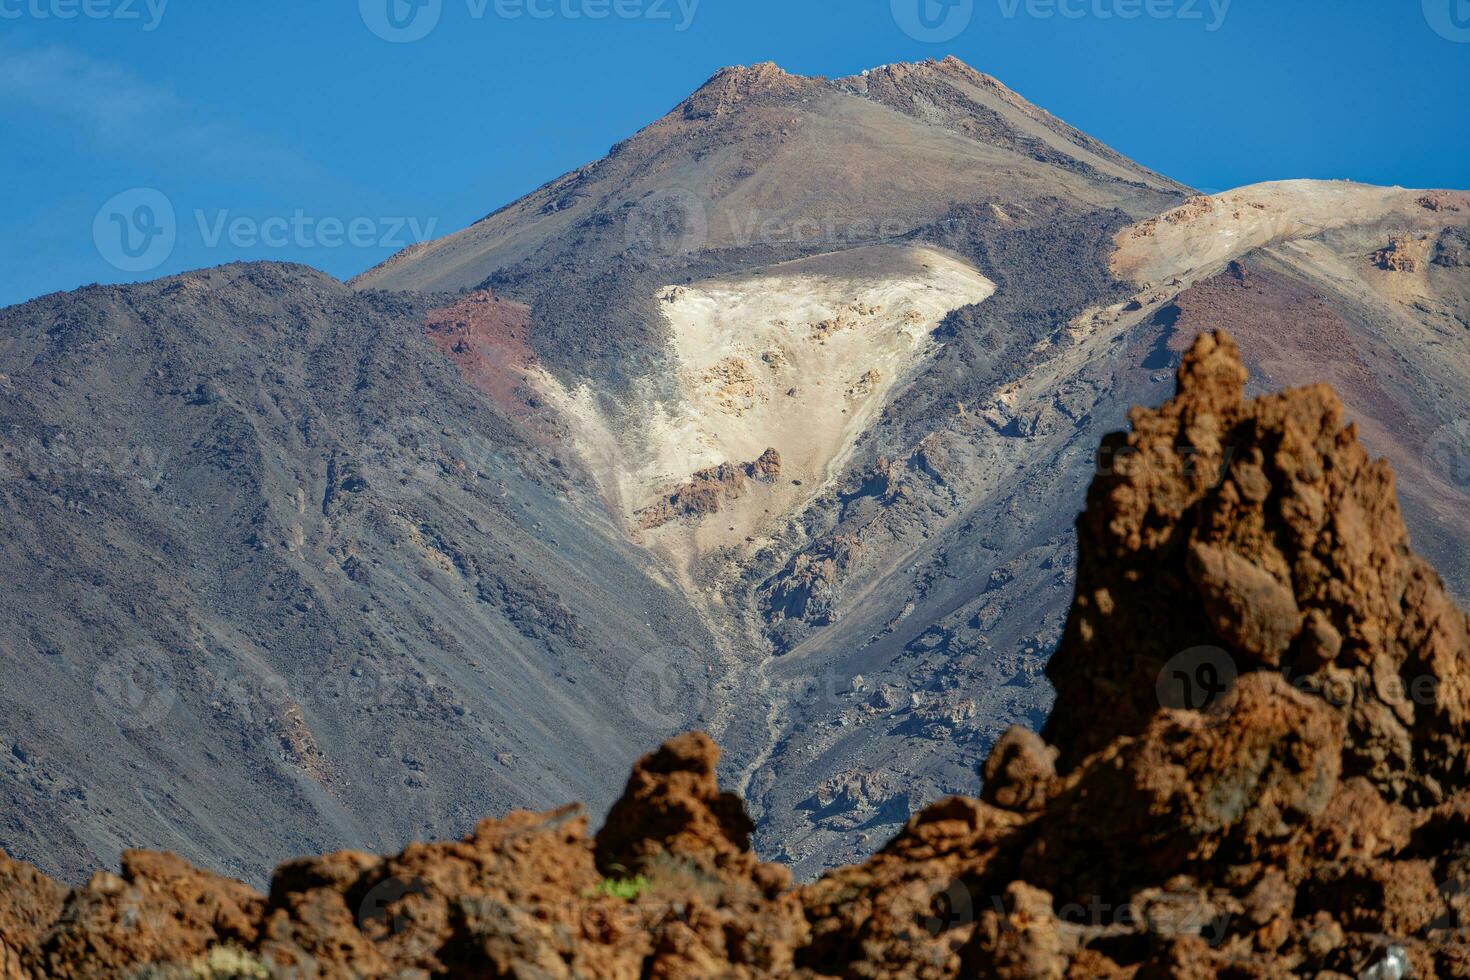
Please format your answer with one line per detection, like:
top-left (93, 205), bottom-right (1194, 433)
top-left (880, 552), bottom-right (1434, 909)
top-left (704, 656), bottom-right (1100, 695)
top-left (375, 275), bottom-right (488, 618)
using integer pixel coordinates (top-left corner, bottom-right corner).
top-left (0, 266), bottom-right (718, 885)
top-left (4, 57), bottom-right (1470, 885)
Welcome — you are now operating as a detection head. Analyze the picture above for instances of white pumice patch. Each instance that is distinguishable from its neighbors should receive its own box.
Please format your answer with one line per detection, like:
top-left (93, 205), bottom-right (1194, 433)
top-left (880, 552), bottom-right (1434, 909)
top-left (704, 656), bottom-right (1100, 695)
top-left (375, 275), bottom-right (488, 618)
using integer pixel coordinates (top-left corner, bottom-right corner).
top-left (533, 244), bottom-right (995, 566)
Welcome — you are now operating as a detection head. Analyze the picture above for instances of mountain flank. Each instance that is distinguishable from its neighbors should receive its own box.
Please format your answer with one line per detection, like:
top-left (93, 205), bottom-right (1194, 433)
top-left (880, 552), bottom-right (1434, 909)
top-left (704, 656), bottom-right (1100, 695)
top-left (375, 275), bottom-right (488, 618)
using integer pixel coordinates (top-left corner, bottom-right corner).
top-left (4, 335), bottom-right (1470, 978)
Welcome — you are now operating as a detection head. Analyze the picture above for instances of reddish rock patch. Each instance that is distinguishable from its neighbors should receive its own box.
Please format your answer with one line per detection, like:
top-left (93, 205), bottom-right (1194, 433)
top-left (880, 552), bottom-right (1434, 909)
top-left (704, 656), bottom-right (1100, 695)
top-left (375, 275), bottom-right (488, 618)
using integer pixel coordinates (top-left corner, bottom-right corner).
top-left (424, 291), bottom-right (542, 426)
top-left (1161, 260), bottom-right (1423, 461)
top-left (637, 448), bottom-right (782, 529)
top-left (1373, 235), bottom-right (1421, 272)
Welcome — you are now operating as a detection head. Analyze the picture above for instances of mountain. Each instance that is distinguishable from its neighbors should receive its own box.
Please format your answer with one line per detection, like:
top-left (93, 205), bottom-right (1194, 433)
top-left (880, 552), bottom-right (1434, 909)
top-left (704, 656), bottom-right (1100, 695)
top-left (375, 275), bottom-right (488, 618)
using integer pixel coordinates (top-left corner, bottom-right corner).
top-left (7, 334), bottom-right (1470, 978)
top-left (1, 56), bottom-right (1469, 887)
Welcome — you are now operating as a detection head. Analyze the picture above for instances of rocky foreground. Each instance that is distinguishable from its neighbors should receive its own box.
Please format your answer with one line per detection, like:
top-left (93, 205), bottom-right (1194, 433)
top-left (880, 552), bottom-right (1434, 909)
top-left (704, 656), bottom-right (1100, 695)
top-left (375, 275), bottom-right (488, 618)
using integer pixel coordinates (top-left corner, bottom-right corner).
top-left (4, 332), bottom-right (1469, 978)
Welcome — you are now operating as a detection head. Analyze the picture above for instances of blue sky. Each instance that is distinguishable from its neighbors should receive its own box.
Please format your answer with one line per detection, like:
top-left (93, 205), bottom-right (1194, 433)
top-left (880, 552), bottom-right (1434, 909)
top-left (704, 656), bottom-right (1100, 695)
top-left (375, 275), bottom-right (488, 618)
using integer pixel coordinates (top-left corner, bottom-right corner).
top-left (1, 0), bottom-right (1466, 308)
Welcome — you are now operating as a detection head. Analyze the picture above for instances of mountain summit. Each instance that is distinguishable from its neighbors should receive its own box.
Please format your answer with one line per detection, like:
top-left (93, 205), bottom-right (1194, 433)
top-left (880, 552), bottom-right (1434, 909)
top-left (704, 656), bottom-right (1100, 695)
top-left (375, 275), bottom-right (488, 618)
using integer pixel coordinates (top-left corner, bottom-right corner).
top-left (355, 56), bottom-right (1184, 297)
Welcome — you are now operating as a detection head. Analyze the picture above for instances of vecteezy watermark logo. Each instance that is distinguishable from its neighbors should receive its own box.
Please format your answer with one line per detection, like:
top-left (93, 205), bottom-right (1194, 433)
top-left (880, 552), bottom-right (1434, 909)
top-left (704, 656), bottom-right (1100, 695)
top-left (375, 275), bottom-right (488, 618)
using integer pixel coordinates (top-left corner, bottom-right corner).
top-left (357, 875), bottom-right (433, 936)
top-left (193, 210), bottom-right (438, 251)
top-left (94, 188), bottom-right (176, 274)
top-left (997, 0), bottom-right (1231, 31)
top-left (916, 879), bottom-right (974, 935)
top-left (622, 648), bottom-right (705, 730)
top-left (717, 211), bottom-right (911, 250)
top-left (95, 191), bottom-right (438, 271)
top-left (1424, 0), bottom-right (1470, 42)
top-left (361, 0), bottom-right (700, 41)
top-left (0, 0), bottom-right (169, 30)
top-left (624, 188), bottom-right (708, 256)
top-left (360, 0), bottom-right (442, 42)
top-left (207, 663), bottom-right (445, 722)
top-left (1426, 419), bottom-right (1470, 490)
top-left (1156, 645), bottom-right (1237, 720)
top-left (892, 0), bottom-right (974, 42)
top-left (94, 645), bottom-right (177, 730)
top-left (1, 429), bottom-right (169, 490)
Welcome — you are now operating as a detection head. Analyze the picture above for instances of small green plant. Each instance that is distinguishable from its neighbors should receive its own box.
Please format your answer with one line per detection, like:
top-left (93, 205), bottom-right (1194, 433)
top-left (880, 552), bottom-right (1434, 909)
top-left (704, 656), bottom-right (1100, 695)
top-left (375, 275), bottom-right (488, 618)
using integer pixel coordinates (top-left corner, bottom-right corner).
top-left (590, 874), bottom-right (650, 901)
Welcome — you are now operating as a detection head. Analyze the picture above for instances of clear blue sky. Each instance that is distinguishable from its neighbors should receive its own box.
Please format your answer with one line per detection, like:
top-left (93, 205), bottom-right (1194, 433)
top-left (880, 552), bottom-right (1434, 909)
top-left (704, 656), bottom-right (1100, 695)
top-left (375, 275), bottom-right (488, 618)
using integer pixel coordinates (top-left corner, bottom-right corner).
top-left (1, 0), bottom-right (1466, 308)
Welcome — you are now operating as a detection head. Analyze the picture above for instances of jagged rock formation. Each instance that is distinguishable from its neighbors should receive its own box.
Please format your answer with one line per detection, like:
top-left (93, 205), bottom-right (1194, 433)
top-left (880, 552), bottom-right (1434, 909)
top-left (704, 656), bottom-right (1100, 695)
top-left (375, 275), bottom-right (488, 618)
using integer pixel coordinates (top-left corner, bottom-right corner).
top-left (1373, 236), bottom-right (1421, 272)
top-left (762, 534), bottom-right (861, 629)
top-left (4, 333), bottom-right (1468, 977)
top-left (637, 449), bottom-right (783, 529)
top-left (749, 447), bottom-right (784, 484)
top-left (1046, 330), bottom-right (1470, 786)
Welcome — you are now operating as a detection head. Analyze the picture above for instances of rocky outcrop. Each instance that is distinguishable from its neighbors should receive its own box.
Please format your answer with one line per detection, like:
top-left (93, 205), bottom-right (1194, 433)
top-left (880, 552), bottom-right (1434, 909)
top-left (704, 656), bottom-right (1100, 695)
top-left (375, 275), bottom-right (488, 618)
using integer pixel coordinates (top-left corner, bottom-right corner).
top-left (594, 733), bottom-right (808, 975)
top-left (675, 62), bottom-right (815, 121)
top-left (1373, 235), bottom-right (1420, 272)
top-left (5, 333), bottom-right (1470, 977)
top-left (1045, 329), bottom-right (1470, 789)
top-left (38, 851), bottom-right (264, 980)
top-left (748, 447), bottom-right (783, 484)
top-left (1436, 227), bottom-right (1470, 268)
top-left (0, 852), bottom-right (64, 980)
top-left (979, 727), bottom-right (1058, 814)
top-left (794, 331), bottom-right (1470, 977)
top-left (637, 448), bottom-right (782, 529)
top-left (1419, 192), bottom-right (1464, 213)
top-left (762, 534), bottom-right (862, 629)
top-left (639, 462), bottom-right (749, 529)
top-left (595, 731), bottom-right (758, 879)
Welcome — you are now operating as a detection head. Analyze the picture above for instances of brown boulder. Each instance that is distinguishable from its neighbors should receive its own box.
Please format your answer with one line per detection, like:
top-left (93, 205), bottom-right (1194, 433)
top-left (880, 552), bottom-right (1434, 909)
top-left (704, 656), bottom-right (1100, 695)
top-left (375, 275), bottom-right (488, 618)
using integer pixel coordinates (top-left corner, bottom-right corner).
top-left (0, 851), bottom-right (65, 980)
top-left (981, 726), bottom-right (1060, 814)
top-left (1045, 331), bottom-right (1470, 813)
top-left (962, 882), bottom-right (1073, 979)
top-left (1187, 540), bottom-right (1301, 666)
top-left (747, 446), bottom-right (783, 483)
top-left (801, 796), bottom-right (1025, 978)
top-left (1024, 672), bottom-right (1343, 900)
top-left (39, 850), bottom-right (264, 979)
top-left (595, 731), bottom-right (758, 880)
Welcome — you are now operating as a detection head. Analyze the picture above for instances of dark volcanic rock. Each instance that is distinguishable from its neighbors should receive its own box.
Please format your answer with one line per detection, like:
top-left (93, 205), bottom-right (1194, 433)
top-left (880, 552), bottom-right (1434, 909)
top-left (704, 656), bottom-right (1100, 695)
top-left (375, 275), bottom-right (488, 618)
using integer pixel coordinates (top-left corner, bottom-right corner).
top-left (1436, 227), bottom-right (1470, 267)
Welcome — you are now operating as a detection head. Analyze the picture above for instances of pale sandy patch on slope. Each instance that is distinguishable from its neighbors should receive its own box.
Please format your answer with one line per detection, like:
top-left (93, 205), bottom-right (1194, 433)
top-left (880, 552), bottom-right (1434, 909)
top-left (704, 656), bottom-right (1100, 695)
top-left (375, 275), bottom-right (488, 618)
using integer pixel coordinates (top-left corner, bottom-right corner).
top-left (1111, 180), bottom-right (1469, 287)
top-left (532, 245), bottom-right (994, 567)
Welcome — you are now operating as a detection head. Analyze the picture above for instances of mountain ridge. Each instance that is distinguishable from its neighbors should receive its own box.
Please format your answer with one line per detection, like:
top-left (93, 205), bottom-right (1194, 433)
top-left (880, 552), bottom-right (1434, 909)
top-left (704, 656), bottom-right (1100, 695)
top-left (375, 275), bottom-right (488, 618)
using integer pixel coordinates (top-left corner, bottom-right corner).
top-left (350, 56), bottom-right (1186, 299)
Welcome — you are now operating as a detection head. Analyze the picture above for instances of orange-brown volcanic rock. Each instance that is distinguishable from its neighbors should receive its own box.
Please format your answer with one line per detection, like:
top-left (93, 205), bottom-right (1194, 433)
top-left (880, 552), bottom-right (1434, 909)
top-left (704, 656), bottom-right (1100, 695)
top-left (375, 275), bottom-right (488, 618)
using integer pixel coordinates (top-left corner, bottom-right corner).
top-left (1046, 330), bottom-right (1470, 792)
top-left (423, 289), bottom-right (554, 434)
top-left (597, 732), bottom-right (755, 877)
top-left (36, 850), bottom-right (264, 980)
top-left (637, 449), bottom-right (782, 529)
top-left (4, 332), bottom-right (1470, 978)
top-left (0, 851), bottom-right (64, 980)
